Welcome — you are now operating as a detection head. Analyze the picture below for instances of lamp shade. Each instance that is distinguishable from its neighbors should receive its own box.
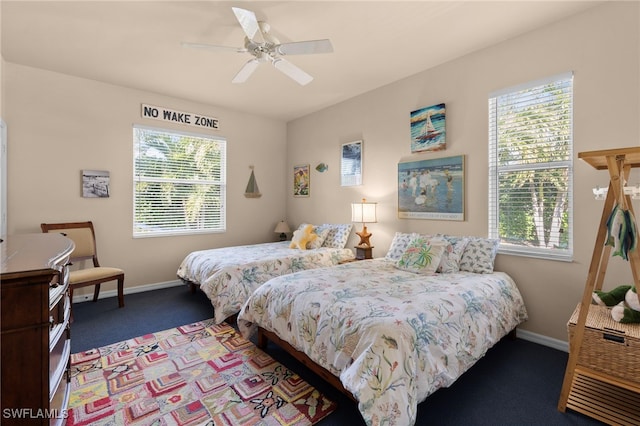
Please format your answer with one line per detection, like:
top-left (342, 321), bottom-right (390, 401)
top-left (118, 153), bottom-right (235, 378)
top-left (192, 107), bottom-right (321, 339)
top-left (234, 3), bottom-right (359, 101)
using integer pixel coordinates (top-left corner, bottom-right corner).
top-left (274, 221), bottom-right (291, 234)
top-left (351, 199), bottom-right (377, 224)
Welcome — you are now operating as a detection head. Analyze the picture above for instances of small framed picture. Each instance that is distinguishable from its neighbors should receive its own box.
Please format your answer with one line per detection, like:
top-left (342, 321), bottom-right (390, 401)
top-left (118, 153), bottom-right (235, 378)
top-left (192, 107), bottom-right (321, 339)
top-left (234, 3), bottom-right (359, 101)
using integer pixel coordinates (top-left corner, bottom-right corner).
top-left (293, 164), bottom-right (310, 197)
top-left (410, 103), bottom-right (446, 152)
top-left (341, 140), bottom-right (363, 186)
top-left (82, 170), bottom-right (110, 198)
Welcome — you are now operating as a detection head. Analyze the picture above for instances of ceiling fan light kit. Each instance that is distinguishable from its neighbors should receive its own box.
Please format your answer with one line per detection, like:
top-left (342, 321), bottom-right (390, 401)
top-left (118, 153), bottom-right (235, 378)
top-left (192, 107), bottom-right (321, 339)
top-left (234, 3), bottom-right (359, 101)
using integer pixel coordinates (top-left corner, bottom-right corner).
top-left (183, 7), bottom-right (333, 86)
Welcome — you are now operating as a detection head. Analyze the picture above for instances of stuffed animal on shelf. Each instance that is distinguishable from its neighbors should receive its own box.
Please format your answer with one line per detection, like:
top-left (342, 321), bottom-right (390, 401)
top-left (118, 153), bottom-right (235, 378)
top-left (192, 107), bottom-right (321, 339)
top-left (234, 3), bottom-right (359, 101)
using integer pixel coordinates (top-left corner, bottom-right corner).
top-left (593, 284), bottom-right (640, 323)
top-left (289, 224), bottom-right (318, 250)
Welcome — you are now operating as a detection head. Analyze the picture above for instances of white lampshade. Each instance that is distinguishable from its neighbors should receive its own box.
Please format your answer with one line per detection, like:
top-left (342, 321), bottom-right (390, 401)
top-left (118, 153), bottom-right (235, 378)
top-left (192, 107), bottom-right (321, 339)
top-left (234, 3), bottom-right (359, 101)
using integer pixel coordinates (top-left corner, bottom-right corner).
top-left (351, 199), bottom-right (377, 224)
top-left (274, 221), bottom-right (291, 234)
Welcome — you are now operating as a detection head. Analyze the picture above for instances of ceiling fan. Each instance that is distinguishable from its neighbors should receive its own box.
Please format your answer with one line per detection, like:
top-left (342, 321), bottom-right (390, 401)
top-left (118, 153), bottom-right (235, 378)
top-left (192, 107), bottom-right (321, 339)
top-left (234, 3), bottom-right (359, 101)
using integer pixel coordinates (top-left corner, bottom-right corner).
top-left (182, 7), bottom-right (333, 86)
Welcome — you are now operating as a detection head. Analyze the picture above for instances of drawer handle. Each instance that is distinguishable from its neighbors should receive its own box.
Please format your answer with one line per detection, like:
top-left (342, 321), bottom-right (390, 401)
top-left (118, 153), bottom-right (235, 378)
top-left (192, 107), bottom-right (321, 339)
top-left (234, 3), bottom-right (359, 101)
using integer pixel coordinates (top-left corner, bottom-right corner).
top-left (603, 333), bottom-right (625, 344)
top-left (50, 282), bottom-right (59, 289)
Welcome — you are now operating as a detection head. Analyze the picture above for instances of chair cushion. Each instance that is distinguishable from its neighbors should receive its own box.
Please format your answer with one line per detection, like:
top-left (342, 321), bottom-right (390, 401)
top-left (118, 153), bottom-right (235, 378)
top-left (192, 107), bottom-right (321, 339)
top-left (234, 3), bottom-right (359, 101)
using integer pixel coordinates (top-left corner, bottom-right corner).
top-left (70, 267), bottom-right (124, 284)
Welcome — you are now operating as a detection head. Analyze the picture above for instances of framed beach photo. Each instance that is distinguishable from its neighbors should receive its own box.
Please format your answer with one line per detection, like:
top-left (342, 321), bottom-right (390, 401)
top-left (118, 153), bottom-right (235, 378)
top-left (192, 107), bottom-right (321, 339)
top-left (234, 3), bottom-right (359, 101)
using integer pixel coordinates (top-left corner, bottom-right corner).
top-left (82, 170), bottom-right (110, 198)
top-left (293, 164), bottom-right (310, 197)
top-left (410, 103), bottom-right (446, 153)
top-left (398, 155), bottom-right (464, 220)
top-left (340, 140), bottom-right (363, 186)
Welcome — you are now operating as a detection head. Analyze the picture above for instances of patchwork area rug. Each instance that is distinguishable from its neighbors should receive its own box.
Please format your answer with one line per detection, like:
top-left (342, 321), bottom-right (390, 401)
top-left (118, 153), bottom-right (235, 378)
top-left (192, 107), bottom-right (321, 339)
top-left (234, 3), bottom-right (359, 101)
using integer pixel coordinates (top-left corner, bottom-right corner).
top-left (67, 319), bottom-right (337, 425)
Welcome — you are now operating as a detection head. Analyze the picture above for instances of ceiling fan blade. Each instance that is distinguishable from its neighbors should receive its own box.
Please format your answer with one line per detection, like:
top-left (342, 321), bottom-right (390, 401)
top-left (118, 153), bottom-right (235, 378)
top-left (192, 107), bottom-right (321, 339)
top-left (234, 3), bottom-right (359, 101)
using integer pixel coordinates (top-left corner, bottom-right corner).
top-left (232, 7), bottom-right (264, 43)
top-left (276, 39), bottom-right (333, 56)
top-left (232, 59), bottom-right (260, 83)
top-left (181, 42), bottom-right (246, 53)
top-left (272, 58), bottom-right (313, 86)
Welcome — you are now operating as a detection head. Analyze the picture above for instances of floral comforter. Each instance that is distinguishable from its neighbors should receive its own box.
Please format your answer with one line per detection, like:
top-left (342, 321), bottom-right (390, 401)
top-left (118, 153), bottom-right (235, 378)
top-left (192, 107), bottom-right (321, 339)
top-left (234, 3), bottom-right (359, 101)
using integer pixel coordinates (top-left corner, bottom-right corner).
top-left (177, 241), bottom-right (355, 323)
top-left (238, 258), bottom-right (528, 426)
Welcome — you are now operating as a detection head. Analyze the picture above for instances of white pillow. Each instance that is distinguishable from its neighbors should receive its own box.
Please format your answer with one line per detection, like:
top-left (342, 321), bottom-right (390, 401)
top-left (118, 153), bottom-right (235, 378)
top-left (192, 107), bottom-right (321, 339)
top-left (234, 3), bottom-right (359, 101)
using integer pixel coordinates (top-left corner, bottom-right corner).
top-left (395, 236), bottom-right (449, 274)
top-left (320, 224), bottom-right (353, 248)
top-left (308, 227), bottom-right (330, 249)
top-left (436, 235), bottom-right (471, 273)
top-left (459, 237), bottom-right (500, 273)
top-left (385, 232), bottom-right (419, 261)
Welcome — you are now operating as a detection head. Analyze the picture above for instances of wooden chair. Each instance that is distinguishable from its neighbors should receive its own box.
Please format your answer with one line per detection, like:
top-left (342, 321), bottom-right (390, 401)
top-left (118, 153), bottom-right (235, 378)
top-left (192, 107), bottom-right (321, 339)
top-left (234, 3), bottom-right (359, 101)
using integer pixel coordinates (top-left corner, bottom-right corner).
top-left (41, 221), bottom-right (124, 309)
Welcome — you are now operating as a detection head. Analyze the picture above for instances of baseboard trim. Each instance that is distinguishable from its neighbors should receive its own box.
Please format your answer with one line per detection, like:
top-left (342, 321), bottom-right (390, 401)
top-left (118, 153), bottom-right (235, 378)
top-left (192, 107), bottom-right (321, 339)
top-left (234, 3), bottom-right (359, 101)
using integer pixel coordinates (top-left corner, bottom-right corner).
top-left (72, 279), bottom-right (184, 304)
top-left (517, 328), bottom-right (568, 352)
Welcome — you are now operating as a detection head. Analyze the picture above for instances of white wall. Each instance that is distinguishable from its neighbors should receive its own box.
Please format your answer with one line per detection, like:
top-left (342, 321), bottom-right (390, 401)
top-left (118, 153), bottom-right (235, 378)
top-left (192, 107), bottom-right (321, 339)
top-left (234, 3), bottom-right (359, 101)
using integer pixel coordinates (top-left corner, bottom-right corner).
top-left (5, 64), bottom-right (288, 294)
top-left (286, 2), bottom-right (640, 340)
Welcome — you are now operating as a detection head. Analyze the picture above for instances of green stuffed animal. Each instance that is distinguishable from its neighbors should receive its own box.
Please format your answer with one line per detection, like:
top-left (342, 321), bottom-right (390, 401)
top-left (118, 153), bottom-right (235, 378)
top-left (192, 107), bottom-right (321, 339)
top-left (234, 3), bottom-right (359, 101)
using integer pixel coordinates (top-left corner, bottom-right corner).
top-left (593, 284), bottom-right (640, 323)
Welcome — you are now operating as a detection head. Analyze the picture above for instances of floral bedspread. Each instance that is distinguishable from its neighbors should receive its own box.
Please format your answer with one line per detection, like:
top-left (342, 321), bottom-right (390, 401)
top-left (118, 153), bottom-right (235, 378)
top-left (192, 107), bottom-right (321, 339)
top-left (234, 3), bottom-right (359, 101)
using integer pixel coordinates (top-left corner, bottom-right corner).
top-left (177, 241), bottom-right (355, 323)
top-left (238, 258), bottom-right (528, 426)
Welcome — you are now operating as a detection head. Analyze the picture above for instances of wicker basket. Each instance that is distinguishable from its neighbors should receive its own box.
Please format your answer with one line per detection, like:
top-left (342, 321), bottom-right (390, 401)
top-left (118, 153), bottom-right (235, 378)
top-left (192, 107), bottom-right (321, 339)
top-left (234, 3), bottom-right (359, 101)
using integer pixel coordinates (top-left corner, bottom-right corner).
top-left (568, 303), bottom-right (640, 385)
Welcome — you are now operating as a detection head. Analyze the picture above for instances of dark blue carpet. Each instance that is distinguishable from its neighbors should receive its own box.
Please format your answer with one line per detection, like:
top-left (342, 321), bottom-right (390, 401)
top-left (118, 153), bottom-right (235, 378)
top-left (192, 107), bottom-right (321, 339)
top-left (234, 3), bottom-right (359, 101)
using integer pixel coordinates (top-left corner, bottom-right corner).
top-left (71, 286), bottom-right (603, 425)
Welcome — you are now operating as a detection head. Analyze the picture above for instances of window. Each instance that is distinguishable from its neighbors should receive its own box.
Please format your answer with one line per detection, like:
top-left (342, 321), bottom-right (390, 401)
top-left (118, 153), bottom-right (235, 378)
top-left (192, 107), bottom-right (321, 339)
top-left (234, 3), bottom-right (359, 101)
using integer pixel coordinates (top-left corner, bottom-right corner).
top-left (133, 125), bottom-right (226, 237)
top-left (488, 72), bottom-right (573, 261)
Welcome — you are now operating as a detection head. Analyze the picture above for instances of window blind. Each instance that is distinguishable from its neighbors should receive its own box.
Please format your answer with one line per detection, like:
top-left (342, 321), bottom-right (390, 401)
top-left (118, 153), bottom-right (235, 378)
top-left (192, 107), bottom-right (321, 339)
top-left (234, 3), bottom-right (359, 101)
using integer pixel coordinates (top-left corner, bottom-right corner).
top-left (488, 72), bottom-right (573, 261)
top-left (133, 125), bottom-right (226, 237)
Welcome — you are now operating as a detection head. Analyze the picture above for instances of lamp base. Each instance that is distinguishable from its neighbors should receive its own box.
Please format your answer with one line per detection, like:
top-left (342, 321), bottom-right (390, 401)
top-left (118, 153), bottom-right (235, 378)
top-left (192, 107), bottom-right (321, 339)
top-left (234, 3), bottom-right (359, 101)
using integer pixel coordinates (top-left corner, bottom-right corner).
top-left (356, 224), bottom-right (372, 247)
top-left (355, 245), bottom-right (374, 260)
top-left (279, 233), bottom-right (287, 241)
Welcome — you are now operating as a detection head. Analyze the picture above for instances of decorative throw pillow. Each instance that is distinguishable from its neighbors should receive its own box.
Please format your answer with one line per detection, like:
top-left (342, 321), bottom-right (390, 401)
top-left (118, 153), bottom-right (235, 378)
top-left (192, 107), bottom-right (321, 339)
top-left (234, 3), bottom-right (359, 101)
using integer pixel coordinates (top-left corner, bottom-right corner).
top-left (308, 227), bottom-right (330, 249)
top-left (385, 232), bottom-right (419, 261)
top-left (395, 237), bottom-right (449, 274)
top-left (459, 237), bottom-right (500, 273)
top-left (321, 224), bottom-right (353, 248)
top-left (436, 235), bottom-right (471, 273)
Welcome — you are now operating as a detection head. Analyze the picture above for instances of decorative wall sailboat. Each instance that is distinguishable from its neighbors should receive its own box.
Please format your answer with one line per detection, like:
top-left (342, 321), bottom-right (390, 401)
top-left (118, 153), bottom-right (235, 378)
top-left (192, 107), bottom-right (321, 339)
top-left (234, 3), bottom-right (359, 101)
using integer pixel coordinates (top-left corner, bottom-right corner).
top-left (244, 166), bottom-right (262, 198)
top-left (417, 112), bottom-right (442, 141)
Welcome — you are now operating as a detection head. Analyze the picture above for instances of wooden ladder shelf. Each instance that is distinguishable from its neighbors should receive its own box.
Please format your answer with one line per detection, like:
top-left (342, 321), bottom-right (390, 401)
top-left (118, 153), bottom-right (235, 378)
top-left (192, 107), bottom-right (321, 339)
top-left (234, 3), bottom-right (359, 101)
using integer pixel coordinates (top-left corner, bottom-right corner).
top-left (558, 147), bottom-right (640, 425)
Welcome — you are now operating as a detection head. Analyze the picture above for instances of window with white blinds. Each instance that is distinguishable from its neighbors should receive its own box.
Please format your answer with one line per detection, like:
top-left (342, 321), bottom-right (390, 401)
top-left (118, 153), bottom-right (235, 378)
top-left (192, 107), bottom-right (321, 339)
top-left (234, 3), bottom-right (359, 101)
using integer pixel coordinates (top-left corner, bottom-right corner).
top-left (488, 72), bottom-right (573, 261)
top-left (133, 125), bottom-right (226, 237)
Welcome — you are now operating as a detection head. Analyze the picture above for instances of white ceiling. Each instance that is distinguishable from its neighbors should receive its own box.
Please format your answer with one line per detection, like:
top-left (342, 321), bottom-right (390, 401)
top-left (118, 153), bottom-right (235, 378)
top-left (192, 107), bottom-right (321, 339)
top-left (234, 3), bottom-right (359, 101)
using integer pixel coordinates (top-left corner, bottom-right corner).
top-left (1, 1), bottom-right (602, 122)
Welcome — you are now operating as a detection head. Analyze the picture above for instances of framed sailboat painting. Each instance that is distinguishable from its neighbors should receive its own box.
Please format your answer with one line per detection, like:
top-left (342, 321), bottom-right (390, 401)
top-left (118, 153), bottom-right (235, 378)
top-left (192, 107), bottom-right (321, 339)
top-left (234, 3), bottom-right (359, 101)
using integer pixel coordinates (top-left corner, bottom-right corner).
top-left (410, 103), bottom-right (446, 153)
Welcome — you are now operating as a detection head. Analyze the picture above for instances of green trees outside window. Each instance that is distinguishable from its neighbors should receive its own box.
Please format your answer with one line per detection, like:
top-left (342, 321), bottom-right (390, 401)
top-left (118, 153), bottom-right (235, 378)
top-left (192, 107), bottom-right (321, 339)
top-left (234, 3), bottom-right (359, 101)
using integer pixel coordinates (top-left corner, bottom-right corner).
top-left (489, 73), bottom-right (573, 260)
top-left (133, 126), bottom-right (226, 237)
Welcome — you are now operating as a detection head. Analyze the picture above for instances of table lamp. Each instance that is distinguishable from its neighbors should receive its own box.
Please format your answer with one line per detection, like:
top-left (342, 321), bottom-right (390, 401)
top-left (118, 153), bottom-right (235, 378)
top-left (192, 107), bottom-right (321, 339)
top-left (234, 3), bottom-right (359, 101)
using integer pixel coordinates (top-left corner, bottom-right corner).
top-left (274, 221), bottom-right (291, 241)
top-left (351, 198), bottom-right (377, 247)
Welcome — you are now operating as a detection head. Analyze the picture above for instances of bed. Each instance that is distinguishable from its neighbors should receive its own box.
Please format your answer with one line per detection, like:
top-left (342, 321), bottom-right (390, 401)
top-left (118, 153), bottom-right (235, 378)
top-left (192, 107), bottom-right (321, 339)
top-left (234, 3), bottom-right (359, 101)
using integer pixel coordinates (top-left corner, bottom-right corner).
top-left (177, 223), bottom-right (355, 323)
top-left (238, 233), bottom-right (528, 425)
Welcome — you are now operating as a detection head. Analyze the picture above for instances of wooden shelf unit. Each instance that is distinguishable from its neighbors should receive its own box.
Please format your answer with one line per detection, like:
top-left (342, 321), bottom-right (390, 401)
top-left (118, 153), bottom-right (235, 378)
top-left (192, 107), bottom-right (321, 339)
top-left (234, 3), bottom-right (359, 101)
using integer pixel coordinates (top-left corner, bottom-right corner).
top-left (558, 147), bottom-right (640, 424)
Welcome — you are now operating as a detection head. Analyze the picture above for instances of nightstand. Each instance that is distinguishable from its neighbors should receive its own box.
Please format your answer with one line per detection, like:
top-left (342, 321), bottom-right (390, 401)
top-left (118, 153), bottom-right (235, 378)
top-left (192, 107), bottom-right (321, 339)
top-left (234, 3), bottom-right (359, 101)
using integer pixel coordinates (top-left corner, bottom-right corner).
top-left (355, 244), bottom-right (374, 260)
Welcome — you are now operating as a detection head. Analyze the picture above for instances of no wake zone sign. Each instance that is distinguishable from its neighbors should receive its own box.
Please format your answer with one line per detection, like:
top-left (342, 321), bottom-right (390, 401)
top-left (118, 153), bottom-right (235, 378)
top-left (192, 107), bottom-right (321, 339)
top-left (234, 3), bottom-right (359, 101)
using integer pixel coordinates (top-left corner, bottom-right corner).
top-left (141, 104), bottom-right (219, 130)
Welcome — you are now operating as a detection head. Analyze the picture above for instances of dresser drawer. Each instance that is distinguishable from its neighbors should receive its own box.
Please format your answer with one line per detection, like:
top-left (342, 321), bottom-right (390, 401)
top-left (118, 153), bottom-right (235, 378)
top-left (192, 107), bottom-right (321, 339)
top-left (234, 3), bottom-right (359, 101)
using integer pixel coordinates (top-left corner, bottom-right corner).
top-left (49, 369), bottom-right (70, 426)
top-left (49, 264), bottom-right (69, 311)
top-left (49, 336), bottom-right (70, 399)
top-left (49, 293), bottom-right (70, 350)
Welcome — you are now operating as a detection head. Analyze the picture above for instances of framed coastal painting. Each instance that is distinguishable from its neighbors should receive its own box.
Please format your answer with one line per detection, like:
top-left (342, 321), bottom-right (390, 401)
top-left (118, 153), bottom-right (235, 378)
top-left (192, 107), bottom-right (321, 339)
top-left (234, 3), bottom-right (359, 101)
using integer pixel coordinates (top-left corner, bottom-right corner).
top-left (293, 164), bottom-right (310, 197)
top-left (340, 140), bottom-right (363, 186)
top-left (398, 155), bottom-right (464, 220)
top-left (410, 103), bottom-right (446, 153)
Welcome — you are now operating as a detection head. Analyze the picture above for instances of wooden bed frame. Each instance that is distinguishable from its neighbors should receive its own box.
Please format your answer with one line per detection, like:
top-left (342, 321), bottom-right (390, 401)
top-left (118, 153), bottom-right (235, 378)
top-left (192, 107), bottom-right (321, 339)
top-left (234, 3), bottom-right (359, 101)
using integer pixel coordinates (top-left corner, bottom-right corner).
top-left (180, 277), bottom-right (199, 294)
top-left (257, 327), bottom-right (356, 402)
top-left (180, 277), bottom-right (242, 324)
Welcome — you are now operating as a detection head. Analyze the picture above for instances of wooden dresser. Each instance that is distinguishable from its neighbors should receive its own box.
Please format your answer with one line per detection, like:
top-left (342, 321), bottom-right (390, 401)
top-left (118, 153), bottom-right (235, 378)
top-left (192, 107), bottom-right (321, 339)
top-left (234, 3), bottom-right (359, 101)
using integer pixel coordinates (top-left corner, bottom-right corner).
top-left (1, 233), bottom-right (74, 425)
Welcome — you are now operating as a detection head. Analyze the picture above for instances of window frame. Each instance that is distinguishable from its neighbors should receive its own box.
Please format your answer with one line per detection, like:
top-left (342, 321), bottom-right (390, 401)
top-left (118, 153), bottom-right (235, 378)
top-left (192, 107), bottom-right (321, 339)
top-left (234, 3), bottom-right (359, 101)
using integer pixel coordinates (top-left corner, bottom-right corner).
top-left (488, 72), bottom-right (574, 262)
top-left (133, 124), bottom-right (227, 238)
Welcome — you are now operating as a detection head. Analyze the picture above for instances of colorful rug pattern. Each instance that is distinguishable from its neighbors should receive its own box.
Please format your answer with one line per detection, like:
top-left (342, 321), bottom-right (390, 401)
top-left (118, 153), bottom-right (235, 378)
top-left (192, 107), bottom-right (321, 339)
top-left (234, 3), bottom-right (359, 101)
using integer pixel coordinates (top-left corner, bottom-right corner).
top-left (67, 319), bottom-right (337, 425)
